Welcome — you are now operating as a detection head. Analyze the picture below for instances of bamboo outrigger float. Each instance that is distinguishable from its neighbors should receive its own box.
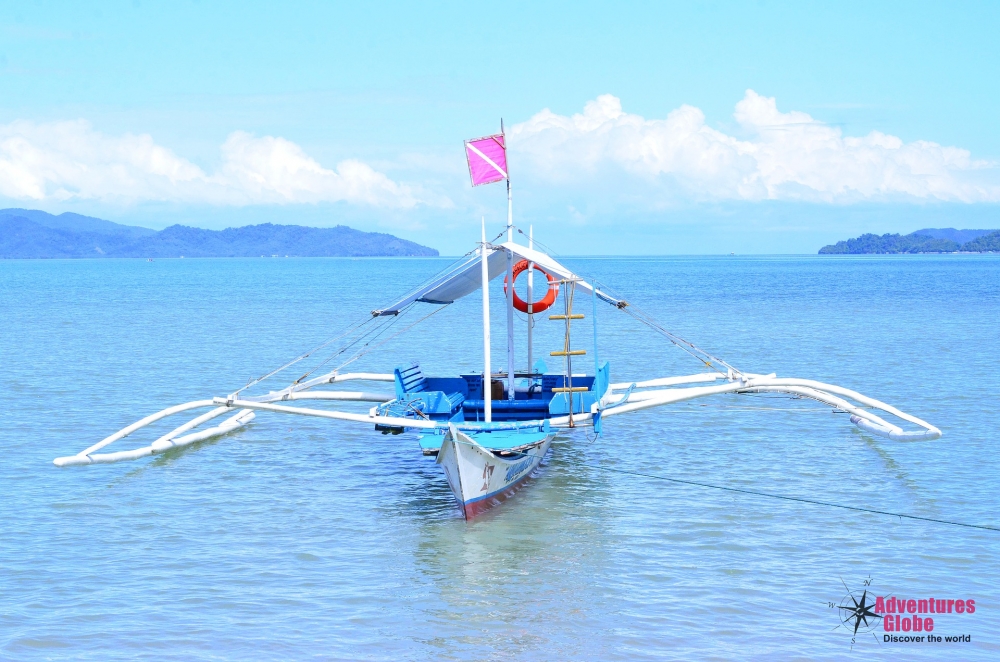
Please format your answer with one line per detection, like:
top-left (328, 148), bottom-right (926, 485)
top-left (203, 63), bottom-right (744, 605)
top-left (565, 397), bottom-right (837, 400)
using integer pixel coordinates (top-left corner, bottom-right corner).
top-left (53, 127), bottom-right (942, 520)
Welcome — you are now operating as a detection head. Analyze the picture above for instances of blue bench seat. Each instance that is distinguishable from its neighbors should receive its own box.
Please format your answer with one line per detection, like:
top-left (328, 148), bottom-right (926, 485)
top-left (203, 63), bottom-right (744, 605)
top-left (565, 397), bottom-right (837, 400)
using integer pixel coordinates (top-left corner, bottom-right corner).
top-left (393, 363), bottom-right (466, 420)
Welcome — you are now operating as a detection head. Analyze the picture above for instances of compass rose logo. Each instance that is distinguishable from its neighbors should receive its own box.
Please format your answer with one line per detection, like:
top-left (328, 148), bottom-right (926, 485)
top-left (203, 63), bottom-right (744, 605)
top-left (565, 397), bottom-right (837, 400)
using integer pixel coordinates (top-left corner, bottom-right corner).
top-left (832, 575), bottom-right (883, 648)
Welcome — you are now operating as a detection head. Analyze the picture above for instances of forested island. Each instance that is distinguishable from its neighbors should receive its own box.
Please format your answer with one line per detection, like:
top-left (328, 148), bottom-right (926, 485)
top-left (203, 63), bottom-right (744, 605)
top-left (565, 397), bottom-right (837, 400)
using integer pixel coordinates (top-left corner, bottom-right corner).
top-left (819, 228), bottom-right (1000, 254)
top-left (0, 209), bottom-right (438, 258)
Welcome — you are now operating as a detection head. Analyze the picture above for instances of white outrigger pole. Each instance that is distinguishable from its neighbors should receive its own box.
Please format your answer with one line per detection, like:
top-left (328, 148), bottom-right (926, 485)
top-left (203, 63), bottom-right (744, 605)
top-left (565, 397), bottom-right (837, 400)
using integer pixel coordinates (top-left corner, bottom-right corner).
top-left (481, 218), bottom-right (493, 423)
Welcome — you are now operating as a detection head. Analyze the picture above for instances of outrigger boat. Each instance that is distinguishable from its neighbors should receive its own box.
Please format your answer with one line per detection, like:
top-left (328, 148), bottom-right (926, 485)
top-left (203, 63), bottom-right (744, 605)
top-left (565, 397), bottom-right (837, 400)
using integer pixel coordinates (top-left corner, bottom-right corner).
top-left (53, 127), bottom-right (942, 519)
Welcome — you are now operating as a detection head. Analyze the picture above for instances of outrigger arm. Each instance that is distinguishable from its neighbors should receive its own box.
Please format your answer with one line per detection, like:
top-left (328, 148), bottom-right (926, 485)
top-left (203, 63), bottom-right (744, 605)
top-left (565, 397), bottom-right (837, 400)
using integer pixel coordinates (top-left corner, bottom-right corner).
top-left (53, 372), bottom-right (398, 466)
top-left (594, 372), bottom-right (941, 441)
top-left (54, 366), bottom-right (939, 468)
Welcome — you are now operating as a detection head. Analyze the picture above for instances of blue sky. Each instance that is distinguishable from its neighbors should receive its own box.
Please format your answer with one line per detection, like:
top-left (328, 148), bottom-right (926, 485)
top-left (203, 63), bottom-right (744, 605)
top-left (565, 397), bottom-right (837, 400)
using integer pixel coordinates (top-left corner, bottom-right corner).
top-left (2, 1), bottom-right (999, 254)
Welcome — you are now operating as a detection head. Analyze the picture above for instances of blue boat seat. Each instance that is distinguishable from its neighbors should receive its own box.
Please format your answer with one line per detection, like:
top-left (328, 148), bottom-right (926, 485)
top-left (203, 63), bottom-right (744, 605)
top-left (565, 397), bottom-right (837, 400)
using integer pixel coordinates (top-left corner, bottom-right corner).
top-left (393, 363), bottom-right (465, 418)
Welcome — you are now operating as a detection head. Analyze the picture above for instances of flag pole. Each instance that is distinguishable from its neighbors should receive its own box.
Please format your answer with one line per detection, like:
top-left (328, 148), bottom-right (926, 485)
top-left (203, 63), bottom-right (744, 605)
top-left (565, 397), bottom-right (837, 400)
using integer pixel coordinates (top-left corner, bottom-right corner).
top-left (502, 119), bottom-right (515, 401)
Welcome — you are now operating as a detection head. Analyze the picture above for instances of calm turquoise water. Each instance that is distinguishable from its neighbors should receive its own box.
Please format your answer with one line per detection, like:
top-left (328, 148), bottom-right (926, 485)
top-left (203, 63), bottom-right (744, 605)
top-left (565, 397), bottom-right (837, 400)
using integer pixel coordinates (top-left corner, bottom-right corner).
top-left (2, 254), bottom-right (998, 660)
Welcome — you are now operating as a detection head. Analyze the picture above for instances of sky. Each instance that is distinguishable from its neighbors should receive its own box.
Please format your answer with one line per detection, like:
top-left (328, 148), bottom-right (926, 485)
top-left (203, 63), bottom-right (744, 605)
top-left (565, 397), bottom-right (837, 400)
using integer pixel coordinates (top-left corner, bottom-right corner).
top-left (2, 0), bottom-right (999, 254)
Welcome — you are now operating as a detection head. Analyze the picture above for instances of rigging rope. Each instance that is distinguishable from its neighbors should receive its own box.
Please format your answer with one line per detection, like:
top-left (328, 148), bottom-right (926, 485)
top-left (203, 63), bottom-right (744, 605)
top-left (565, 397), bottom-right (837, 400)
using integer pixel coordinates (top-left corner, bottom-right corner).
top-left (234, 315), bottom-right (378, 395)
top-left (290, 303), bottom-right (416, 384)
top-left (592, 273), bottom-right (743, 377)
top-left (332, 304), bottom-right (451, 373)
top-left (619, 304), bottom-right (742, 377)
top-left (371, 231), bottom-right (505, 316)
top-left (232, 239), bottom-right (489, 397)
top-left (513, 226), bottom-right (742, 378)
top-left (231, 244), bottom-right (482, 396)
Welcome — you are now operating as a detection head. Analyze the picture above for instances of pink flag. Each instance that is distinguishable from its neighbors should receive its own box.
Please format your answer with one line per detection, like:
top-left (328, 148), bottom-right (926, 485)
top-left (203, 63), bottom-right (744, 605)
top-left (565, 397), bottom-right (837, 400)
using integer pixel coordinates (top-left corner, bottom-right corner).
top-left (464, 133), bottom-right (508, 187)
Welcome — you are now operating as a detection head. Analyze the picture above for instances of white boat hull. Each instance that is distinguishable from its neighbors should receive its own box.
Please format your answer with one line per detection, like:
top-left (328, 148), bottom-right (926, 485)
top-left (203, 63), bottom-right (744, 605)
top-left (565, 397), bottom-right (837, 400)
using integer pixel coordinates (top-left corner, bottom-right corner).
top-left (436, 425), bottom-right (553, 519)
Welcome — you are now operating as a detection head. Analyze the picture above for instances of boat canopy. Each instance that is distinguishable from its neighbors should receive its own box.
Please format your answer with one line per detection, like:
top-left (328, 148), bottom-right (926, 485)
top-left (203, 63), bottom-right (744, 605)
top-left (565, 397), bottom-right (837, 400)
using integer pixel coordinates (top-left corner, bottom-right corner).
top-left (372, 242), bottom-right (626, 316)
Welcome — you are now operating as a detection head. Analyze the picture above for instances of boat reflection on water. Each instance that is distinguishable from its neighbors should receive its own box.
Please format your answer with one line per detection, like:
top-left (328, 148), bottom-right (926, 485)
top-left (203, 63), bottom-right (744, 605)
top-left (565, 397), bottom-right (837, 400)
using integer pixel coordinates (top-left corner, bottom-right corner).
top-left (407, 436), bottom-right (617, 656)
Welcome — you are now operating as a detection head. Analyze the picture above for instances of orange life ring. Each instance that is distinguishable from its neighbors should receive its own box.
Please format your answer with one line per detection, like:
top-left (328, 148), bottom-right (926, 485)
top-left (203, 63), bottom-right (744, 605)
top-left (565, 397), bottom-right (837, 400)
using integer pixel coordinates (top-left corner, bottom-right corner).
top-left (503, 259), bottom-right (559, 314)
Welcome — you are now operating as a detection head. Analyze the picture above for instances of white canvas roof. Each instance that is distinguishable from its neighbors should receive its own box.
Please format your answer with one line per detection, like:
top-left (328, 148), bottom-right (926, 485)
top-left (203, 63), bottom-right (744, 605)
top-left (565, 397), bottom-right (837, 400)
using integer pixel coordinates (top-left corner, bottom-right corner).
top-left (373, 242), bottom-right (625, 316)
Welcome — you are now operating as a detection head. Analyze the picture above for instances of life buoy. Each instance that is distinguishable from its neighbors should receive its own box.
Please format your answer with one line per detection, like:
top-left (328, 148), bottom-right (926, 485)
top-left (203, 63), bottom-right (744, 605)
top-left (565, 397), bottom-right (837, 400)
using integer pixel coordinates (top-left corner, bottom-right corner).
top-left (503, 259), bottom-right (559, 314)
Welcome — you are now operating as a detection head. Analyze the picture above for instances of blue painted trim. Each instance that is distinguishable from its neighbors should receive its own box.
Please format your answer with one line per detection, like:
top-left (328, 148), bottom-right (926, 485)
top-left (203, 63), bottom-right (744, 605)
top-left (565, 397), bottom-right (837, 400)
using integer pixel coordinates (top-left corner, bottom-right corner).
top-left (452, 420), bottom-right (549, 433)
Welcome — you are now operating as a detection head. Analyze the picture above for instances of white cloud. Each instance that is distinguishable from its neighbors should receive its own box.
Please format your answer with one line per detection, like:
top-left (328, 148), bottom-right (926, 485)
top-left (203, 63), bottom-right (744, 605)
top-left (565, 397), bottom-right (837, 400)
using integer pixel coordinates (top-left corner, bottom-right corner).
top-left (510, 90), bottom-right (1000, 203)
top-left (4, 95), bottom-right (995, 214)
top-left (0, 120), bottom-right (429, 208)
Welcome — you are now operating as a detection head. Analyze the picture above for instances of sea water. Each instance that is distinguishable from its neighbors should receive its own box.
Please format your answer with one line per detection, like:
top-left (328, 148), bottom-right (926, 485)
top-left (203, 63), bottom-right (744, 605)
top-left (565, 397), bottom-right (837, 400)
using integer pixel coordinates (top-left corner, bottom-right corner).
top-left (1, 254), bottom-right (998, 660)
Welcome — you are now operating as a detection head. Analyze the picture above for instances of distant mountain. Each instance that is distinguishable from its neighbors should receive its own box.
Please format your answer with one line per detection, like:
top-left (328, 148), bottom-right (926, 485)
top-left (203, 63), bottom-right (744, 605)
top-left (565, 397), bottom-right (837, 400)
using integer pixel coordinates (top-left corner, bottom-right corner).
top-left (911, 228), bottom-right (996, 244)
top-left (0, 210), bottom-right (438, 258)
top-left (111, 223), bottom-right (439, 258)
top-left (960, 230), bottom-right (1000, 253)
top-left (819, 228), bottom-right (1000, 254)
top-left (0, 215), bottom-right (140, 258)
top-left (0, 208), bottom-right (155, 238)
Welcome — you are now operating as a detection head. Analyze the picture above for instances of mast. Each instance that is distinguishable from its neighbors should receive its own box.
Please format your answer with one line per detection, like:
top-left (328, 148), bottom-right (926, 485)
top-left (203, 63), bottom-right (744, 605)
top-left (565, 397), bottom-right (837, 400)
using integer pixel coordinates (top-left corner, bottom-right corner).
top-left (527, 224), bottom-right (534, 373)
top-left (480, 218), bottom-right (492, 422)
top-left (503, 119), bottom-right (515, 401)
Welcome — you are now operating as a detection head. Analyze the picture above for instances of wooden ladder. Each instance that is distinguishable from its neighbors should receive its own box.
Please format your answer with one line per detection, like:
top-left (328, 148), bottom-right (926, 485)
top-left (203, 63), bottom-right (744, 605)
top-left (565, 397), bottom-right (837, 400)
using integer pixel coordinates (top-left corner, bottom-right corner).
top-left (550, 280), bottom-right (586, 424)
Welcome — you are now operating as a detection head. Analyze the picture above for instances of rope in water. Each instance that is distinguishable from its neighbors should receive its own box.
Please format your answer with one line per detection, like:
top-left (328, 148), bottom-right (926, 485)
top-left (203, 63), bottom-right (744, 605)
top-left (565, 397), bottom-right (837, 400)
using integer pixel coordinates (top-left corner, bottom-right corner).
top-left (584, 463), bottom-right (1000, 533)
top-left (443, 434), bottom-right (998, 533)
